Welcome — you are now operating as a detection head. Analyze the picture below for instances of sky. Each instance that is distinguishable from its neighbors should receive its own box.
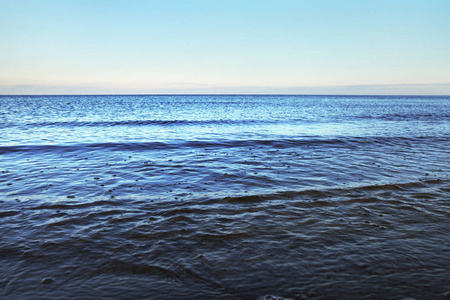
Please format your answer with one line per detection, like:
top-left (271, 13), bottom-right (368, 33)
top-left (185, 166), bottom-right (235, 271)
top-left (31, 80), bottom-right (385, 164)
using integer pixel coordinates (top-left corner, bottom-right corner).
top-left (0, 0), bottom-right (449, 95)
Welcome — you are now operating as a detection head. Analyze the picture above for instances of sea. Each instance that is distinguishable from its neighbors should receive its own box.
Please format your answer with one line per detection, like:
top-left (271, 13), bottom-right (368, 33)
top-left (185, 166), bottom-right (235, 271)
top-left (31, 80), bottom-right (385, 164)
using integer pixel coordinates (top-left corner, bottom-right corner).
top-left (0, 95), bottom-right (449, 299)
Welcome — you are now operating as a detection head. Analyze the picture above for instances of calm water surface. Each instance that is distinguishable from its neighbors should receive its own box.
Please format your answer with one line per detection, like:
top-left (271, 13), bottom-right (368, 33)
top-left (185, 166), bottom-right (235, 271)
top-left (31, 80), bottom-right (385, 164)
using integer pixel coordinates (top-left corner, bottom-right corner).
top-left (0, 95), bottom-right (449, 299)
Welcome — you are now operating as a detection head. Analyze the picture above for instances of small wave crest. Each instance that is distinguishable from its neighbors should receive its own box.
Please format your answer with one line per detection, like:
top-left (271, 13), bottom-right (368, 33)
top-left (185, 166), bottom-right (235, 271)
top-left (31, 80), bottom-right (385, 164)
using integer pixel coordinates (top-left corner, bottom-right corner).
top-left (222, 179), bottom-right (449, 204)
top-left (3, 119), bottom-right (280, 128)
top-left (0, 136), bottom-right (441, 154)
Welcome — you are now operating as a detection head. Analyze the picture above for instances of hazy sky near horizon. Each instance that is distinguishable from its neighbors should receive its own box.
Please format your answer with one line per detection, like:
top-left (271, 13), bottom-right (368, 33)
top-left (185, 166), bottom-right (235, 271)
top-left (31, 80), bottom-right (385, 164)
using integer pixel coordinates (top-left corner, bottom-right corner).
top-left (1, 0), bottom-right (449, 95)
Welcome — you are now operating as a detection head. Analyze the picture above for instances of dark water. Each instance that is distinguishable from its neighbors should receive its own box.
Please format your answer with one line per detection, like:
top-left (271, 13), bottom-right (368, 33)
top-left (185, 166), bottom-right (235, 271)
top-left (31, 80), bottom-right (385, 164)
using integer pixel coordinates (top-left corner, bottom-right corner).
top-left (0, 95), bottom-right (449, 299)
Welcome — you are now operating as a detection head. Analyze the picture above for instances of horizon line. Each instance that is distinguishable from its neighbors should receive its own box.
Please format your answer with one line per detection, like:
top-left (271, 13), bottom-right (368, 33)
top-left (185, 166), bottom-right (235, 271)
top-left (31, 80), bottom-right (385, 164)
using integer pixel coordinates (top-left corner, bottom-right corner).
top-left (1, 93), bottom-right (449, 97)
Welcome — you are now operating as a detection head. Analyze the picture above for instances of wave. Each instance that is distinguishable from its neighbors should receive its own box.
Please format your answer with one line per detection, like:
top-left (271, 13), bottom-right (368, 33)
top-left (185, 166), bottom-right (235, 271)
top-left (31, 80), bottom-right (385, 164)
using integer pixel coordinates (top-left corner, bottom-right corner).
top-left (355, 113), bottom-right (450, 121)
top-left (14, 179), bottom-right (448, 212)
top-left (221, 179), bottom-right (449, 204)
top-left (1, 136), bottom-right (445, 154)
top-left (3, 113), bottom-right (449, 128)
top-left (0, 119), bottom-right (284, 128)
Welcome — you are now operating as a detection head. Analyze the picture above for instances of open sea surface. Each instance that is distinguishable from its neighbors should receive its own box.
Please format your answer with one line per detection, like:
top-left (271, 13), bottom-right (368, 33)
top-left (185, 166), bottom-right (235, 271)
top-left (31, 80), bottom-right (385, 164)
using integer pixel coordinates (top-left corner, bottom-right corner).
top-left (0, 95), bottom-right (449, 299)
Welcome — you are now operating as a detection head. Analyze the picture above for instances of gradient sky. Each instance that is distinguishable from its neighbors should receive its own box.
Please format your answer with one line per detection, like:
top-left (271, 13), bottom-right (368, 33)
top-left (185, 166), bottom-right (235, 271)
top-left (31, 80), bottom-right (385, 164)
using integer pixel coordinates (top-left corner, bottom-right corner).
top-left (1, 0), bottom-right (449, 95)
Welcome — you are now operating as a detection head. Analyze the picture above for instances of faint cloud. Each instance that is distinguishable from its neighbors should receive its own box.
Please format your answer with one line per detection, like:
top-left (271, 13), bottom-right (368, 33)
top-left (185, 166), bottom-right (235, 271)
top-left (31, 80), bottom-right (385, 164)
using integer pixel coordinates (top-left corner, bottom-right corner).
top-left (169, 83), bottom-right (211, 86)
top-left (273, 83), bottom-right (450, 95)
top-left (0, 83), bottom-right (449, 95)
top-left (0, 84), bottom-right (116, 95)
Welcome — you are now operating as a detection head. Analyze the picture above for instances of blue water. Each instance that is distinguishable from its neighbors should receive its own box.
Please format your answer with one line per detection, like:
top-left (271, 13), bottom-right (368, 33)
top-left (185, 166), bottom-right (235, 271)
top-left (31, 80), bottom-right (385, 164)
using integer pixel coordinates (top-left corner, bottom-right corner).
top-left (1, 95), bottom-right (449, 299)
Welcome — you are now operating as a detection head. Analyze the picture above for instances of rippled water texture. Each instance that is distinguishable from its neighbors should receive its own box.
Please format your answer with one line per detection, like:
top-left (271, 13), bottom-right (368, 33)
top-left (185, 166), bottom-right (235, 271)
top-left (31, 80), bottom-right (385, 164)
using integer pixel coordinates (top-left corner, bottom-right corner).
top-left (1, 95), bottom-right (449, 299)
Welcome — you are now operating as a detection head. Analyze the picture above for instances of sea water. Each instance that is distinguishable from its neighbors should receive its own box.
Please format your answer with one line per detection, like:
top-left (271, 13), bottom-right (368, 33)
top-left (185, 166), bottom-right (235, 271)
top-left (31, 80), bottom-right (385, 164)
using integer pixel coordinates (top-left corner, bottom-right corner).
top-left (0, 95), bottom-right (449, 299)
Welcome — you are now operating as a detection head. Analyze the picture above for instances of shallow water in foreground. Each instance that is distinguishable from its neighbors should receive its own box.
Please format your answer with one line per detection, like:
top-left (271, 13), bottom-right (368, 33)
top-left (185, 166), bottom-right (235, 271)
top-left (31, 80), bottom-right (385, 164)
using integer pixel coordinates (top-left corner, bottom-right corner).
top-left (0, 95), bottom-right (449, 299)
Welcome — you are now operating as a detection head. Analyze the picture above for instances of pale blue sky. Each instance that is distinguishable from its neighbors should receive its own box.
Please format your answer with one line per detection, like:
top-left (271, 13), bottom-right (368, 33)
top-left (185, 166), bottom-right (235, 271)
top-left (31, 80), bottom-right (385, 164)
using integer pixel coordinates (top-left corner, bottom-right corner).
top-left (1, 0), bottom-right (449, 94)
